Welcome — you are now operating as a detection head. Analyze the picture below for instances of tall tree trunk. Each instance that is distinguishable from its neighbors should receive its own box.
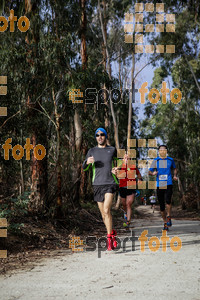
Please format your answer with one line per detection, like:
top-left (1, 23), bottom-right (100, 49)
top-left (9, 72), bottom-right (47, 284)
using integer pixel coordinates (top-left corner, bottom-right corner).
top-left (29, 134), bottom-right (40, 212)
top-left (98, 0), bottom-right (119, 149)
top-left (19, 128), bottom-right (24, 195)
top-left (79, 0), bottom-right (86, 197)
top-left (52, 89), bottom-right (62, 217)
top-left (177, 163), bottom-right (186, 209)
top-left (127, 51), bottom-right (135, 145)
top-left (25, 1), bottom-right (48, 213)
top-left (101, 1), bottom-right (110, 143)
top-left (19, 105), bottom-right (24, 195)
top-left (73, 111), bottom-right (82, 207)
top-left (118, 48), bottom-right (122, 95)
top-left (28, 123), bottom-right (48, 214)
top-left (74, 110), bottom-right (82, 151)
top-left (71, 0), bottom-right (88, 207)
top-left (80, 0), bottom-right (87, 70)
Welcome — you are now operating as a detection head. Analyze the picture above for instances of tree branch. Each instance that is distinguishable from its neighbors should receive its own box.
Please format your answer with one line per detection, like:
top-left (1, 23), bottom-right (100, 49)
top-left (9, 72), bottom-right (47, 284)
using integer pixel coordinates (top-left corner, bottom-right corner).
top-left (0, 110), bottom-right (21, 129)
top-left (184, 54), bottom-right (200, 95)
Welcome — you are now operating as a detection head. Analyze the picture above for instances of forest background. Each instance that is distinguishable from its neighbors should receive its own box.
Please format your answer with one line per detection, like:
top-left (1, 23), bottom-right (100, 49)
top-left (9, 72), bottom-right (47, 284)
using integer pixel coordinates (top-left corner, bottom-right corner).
top-left (0, 0), bottom-right (199, 256)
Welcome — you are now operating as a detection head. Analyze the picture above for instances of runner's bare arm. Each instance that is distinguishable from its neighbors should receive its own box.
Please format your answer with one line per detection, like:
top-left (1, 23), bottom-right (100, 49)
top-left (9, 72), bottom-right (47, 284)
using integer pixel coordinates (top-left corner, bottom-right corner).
top-left (149, 159), bottom-right (157, 176)
top-left (173, 168), bottom-right (178, 180)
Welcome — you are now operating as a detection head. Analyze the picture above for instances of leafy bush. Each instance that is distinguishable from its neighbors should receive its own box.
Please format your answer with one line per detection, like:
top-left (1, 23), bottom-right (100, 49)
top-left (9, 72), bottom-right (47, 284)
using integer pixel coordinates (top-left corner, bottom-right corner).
top-left (0, 192), bottom-right (30, 234)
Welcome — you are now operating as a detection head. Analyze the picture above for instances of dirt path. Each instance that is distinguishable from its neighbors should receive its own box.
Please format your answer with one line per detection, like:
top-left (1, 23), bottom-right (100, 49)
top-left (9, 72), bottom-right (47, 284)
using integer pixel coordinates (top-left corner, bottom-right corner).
top-left (0, 205), bottom-right (200, 300)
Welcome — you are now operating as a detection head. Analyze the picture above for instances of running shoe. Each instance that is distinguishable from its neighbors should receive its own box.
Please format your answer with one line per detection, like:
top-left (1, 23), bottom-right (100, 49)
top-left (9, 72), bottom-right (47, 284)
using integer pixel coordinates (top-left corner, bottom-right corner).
top-left (123, 221), bottom-right (130, 228)
top-left (124, 211), bottom-right (127, 222)
top-left (107, 234), bottom-right (113, 251)
top-left (163, 223), bottom-right (168, 231)
top-left (167, 216), bottom-right (172, 227)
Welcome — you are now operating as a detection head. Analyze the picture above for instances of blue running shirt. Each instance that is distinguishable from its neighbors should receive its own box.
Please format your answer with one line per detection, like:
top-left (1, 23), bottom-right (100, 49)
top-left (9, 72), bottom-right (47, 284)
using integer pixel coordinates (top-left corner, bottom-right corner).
top-left (149, 156), bottom-right (176, 187)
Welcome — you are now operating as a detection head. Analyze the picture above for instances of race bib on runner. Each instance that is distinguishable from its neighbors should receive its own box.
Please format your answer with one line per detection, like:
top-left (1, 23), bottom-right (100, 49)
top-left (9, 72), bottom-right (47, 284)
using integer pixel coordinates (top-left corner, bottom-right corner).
top-left (159, 175), bottom-right (168, 180)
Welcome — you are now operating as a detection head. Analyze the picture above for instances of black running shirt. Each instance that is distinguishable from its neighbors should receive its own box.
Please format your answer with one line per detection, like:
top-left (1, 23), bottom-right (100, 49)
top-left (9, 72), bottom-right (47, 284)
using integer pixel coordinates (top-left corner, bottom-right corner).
top-left (82, 145), bottom-right (118, 186)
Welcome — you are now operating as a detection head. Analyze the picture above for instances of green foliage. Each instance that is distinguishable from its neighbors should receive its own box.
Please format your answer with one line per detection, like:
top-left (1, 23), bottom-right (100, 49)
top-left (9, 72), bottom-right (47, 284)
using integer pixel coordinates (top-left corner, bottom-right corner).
top-left (0, 193), bottom-right (29, 219)
top-left (0, 0), bottom-right (199, 215)
top-left (0, 192), bottom-right (30, 234)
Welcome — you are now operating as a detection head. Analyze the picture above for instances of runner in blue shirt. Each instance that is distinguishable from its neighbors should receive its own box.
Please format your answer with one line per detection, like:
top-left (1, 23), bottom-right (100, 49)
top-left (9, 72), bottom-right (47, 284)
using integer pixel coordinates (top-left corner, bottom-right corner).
top-left (149, 145), bottom-right (178, 230)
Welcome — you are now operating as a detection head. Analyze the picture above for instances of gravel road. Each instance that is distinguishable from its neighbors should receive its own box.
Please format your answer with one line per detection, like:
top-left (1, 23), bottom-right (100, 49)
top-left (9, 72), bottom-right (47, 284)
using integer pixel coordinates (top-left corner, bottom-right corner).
top-left (0, 205), bottom-right (200, 300)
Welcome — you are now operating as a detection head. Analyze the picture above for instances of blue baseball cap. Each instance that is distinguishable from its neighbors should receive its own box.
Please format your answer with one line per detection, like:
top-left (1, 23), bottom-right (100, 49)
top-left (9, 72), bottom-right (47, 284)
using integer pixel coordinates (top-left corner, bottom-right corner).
top-left (95, 127), bottom-right (107, 139)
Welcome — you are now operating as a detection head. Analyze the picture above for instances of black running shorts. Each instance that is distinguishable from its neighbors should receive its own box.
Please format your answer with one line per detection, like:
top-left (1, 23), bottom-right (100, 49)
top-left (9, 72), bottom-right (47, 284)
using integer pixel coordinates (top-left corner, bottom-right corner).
top-left (93, 184), bottom-right (117, 202)
top-left (119, 187), bottom-right (136, 198)
top-left (157, 185), bottom-right (173, 211)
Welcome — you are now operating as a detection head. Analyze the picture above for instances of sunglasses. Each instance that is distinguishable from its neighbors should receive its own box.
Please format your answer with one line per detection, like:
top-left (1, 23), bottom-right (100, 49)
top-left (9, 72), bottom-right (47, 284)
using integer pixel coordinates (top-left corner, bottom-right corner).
top-left (96, 133), bottom-right (105, 137)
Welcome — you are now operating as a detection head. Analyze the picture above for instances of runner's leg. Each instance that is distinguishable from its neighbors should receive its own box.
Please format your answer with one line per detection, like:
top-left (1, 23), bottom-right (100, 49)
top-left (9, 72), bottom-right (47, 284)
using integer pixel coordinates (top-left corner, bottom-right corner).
top-left (97, 202), bottom-right (106, 225)
top-left (166, 185), bottom-right (173, 216)
top-left (166, 203), bottom-right (172, 217)
top-left (121, 196), bottom-right (128, 221)
top-left (121, 197), bottom-right (127, 212)
top-left (161, 209), bottom-right (166, 222)
top-left (126, 194), bottom-right (134, 222)
top-left (103, 193), bottom-right (114, 234)
top-left (157, 188), bottom-right (167, 223)
top-left (166, 185), bottom-right (173, 226)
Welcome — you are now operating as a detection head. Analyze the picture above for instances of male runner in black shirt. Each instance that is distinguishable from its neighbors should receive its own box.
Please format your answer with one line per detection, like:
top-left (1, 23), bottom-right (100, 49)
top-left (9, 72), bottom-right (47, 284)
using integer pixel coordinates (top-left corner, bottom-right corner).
top-left (82, 127), bottom-right (118, 251)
